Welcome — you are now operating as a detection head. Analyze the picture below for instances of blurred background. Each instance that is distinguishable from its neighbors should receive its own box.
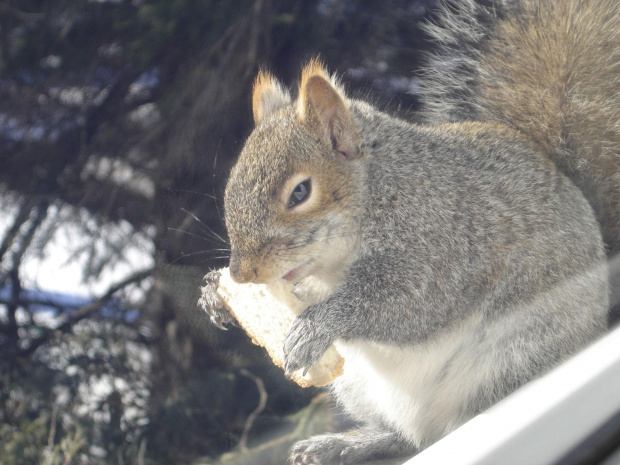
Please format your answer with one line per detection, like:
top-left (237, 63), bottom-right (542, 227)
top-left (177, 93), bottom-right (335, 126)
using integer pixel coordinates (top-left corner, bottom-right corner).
top-left (0, 0), bottom-right (438, 463)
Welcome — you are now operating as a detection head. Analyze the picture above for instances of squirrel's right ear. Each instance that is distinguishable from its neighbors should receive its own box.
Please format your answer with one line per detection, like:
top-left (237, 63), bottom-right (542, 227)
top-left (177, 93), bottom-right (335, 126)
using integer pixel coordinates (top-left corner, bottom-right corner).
top-left (252, 69), bottom-right (291, 125)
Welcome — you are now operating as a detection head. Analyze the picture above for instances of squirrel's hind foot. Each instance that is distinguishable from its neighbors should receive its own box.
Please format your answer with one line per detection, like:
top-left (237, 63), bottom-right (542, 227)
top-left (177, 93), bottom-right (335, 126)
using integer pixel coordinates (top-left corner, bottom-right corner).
top-left (290, 428), bottom-right (417, 465)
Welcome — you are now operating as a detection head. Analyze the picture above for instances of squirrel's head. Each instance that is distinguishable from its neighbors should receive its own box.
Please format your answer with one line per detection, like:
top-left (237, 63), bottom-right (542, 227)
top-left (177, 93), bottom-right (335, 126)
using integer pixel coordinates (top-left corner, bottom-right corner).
top-left (224, 60), bottom-right (364, 285)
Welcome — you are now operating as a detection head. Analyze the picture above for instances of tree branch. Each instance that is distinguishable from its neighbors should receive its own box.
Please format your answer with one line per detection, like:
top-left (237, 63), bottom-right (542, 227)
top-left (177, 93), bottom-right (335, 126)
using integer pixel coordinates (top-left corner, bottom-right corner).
top-left (0, 197), bottom-right (34, 266)
top-left (4, 201), bottom-right (49, 351)
top-left (238, 368), bottom-right (268, 453)
top-left (18, 267), bottom-right (154, 359)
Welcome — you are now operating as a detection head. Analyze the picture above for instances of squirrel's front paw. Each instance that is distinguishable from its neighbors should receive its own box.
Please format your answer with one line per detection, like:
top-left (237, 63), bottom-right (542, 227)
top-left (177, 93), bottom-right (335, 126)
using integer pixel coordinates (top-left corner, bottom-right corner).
top-left (284, 314), bottom-right (331, 375)
top-left (198, 270), bottom-right (236, 330)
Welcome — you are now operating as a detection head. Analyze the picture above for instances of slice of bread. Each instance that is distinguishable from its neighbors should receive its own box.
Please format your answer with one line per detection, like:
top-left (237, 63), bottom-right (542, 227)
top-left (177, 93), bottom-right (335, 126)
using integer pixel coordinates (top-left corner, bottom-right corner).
top-left (199, 267), bottom-right (344, 387)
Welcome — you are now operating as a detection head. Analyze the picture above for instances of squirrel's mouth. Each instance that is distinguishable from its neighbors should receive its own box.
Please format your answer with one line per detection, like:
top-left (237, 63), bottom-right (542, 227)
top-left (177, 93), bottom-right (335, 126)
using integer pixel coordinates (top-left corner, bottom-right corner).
top-left (282, 259), bottom-right (314, 282)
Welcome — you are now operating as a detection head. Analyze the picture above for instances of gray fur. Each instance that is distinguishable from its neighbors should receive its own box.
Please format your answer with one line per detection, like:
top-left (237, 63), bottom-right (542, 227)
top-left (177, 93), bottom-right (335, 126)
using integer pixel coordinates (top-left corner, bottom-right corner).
top-left (207, 1), bottom-right (617, 464)
top-left (420, 0), bottom-right (519, 124)
top-left (281, 104), bottom-right (608, 453)
top-left (290, 427), bottom-right (417, 464)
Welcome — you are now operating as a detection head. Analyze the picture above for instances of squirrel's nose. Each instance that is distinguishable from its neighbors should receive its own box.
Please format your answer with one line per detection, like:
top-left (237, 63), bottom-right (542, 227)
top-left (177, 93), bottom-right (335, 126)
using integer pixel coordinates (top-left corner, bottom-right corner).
top-left (229, 252), bottom-right (257, 283)
top-left (232, 267), bottom-right (257, 284)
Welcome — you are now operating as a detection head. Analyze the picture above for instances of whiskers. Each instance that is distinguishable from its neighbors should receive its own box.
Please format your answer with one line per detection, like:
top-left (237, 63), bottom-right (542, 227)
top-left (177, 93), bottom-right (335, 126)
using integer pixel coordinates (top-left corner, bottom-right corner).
top-left (165, 249), bottom-right (230, 268)
top-left (167, 145), bottom-right (231, 267)
top-left (180, 208), bottom-right (228, 246)
top-left (166, 206), bottom-right (231, 267)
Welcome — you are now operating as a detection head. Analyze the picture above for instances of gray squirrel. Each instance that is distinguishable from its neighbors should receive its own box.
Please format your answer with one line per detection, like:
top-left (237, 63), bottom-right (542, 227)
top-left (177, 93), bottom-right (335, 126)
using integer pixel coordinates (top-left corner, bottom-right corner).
top-left (202, 0), bottom-right (619, 463)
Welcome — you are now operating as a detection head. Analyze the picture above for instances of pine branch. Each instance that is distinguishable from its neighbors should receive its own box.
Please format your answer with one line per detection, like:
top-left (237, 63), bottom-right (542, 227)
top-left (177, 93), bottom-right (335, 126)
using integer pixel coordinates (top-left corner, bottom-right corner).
top-left (18, 267), bottom-right (154, 359)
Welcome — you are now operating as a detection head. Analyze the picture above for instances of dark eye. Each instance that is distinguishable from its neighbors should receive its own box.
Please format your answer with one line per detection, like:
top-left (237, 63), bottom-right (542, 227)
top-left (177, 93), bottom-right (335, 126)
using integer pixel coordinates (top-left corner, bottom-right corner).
top-left (288, 179), bottom-right (311, 208)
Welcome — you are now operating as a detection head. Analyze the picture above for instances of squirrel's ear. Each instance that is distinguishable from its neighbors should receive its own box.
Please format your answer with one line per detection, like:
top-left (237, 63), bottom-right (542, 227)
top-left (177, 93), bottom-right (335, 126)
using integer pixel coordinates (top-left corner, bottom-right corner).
top-left (252, 69), bottom-right (291, 125)
top-left (298, 60), bottom-right (360, 159)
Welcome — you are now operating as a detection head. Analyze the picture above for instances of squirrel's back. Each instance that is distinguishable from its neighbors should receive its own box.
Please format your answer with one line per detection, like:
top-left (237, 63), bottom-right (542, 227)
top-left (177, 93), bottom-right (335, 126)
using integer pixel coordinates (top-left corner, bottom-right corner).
top-left (423, 0), bottom-right (620, 253)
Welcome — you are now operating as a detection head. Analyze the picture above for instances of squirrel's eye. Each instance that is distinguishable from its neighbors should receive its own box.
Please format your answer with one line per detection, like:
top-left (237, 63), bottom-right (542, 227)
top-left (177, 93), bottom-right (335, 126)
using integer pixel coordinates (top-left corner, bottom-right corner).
top-left (288, 179), bottom-right (311, 208)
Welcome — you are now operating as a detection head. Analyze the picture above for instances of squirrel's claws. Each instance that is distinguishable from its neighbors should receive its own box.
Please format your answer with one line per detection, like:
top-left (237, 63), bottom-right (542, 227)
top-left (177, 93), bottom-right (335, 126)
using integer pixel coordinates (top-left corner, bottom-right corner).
top-left (205, 302), bottom-right (236, 330)
top-left (199, 270), bottom-right (237, 330)
top-left (210, 315), bottom-right (229, 331)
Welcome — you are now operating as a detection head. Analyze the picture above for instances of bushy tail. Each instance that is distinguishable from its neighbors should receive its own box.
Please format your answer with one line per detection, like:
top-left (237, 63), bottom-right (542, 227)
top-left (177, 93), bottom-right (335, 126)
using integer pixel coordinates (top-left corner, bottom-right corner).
top-left (423, 0), bottom-right (620, 254)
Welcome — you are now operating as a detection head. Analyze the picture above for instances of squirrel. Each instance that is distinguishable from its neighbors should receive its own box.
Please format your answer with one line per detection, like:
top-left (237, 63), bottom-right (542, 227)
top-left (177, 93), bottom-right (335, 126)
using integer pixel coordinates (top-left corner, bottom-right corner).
top-left (202, 0), bottom-right (619, 463)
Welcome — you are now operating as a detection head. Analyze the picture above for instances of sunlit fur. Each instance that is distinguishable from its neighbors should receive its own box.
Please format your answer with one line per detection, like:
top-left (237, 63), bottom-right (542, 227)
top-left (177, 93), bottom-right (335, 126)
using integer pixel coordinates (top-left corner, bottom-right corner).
top-left (252, 69), bottom-right (291, 125)
top-left (222, 0), bottom-right (616, 462)
top-left (423, 0), bottom-right (620, 253)
top-left (225, 75), bottom-right (363, 287)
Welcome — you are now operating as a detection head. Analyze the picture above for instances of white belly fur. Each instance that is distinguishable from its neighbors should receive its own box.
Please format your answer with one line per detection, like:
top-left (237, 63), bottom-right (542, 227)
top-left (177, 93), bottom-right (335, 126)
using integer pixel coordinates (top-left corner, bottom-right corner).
top-left (331, 312), bottom-right (488, 447)
top-left (328, 269), bottom-right (608, 447)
